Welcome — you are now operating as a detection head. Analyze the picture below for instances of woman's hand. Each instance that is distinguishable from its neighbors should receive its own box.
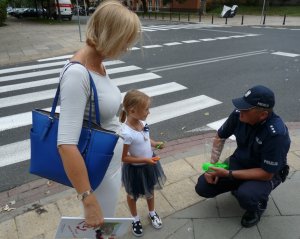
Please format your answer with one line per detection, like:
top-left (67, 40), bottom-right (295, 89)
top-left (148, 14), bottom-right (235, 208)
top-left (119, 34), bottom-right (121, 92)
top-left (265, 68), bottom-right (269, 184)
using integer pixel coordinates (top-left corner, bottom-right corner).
top-left (83, 194), bottom-right (104, 228)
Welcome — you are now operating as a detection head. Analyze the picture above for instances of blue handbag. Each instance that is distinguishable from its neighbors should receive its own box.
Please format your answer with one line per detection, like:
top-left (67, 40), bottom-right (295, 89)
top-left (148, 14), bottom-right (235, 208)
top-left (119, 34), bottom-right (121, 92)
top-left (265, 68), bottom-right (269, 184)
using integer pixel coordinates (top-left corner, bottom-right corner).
top-left (30, 62), bottom-right (119, 190)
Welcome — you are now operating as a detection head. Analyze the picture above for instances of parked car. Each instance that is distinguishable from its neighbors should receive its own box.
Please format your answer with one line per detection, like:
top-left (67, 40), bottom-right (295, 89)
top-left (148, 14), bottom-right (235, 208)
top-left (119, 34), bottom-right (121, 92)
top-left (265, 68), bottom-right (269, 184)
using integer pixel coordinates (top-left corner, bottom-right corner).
top-left (14, 8), bottom-right (47, 18)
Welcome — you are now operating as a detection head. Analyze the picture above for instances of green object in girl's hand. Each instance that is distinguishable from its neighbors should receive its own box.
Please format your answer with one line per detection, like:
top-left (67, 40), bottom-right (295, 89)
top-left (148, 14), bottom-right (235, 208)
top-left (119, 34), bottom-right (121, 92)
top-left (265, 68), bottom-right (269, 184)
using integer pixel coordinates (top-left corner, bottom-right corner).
top-left (156, 142), bottom-right (164, 149)
top-left (202, 162), bottom-right (229, 172)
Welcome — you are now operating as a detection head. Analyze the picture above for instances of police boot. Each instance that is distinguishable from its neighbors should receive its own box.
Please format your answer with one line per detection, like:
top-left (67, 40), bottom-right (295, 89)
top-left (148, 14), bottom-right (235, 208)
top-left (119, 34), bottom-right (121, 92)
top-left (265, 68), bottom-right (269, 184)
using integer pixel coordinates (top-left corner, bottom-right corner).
top-left (241, 201), bottom-right (266, 228)
top-left (241, 210), bottom-right (261, 228)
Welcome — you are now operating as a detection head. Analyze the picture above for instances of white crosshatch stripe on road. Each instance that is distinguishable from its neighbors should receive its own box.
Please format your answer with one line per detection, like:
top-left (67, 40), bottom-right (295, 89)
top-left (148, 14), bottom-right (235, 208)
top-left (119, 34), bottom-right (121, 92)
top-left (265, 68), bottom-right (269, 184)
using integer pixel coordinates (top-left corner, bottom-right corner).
top-left (0, 60), bottom-right (123, 75)
top-left (1, 140), bottom-right (30, 167)
top-left (272, 52), bottom-right (300, 57)
top-left (121, 82), bottom-right (187, 99)
top-left (0, 89), bottom-right (56, 108)
top-left (0, 78), bottom-right (58, 93)
top-left (0, 65), bottom-right (141, 83)
top-left (0, 82), bottom-right (186, 131)
top-left (112, 73), bottom-right (161, 86)
top-left (207, 118), bottom-right (235, 140)
top-left (199, 38), bottom-right (216, 41)
top-left (148, 95), bottom-right (222, 125)
top-left (0, 61), bottom-right (66, 75)
top-left (182, 40), bottom-right (200, 43)
top-left (143, 45), bottom-right (163, 49)
top-left (164, 42), bottom-right (182, 46)
top-left (0, 94), bottom-right (222, 167)
top-left (38, 54), bottom-right (73, 62)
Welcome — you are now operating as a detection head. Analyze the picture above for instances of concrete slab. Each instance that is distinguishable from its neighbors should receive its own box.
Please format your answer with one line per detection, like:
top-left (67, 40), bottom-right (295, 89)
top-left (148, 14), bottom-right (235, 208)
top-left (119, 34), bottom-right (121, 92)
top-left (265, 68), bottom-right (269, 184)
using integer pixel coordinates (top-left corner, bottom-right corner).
top-left (193, 218), bottom-right (242, 239)
top-left (271, 180), bottom-right (300, 215)
top-left (258, 216), bottom-right (300, 238)
top-left (0, 219), bottom-right (18, 239)
top-left (161, 178), bottom-right (201, 211)
top-left (15, 203), bottom-right (60, 239)
top-left (172, 198), bottom-right (218, 219)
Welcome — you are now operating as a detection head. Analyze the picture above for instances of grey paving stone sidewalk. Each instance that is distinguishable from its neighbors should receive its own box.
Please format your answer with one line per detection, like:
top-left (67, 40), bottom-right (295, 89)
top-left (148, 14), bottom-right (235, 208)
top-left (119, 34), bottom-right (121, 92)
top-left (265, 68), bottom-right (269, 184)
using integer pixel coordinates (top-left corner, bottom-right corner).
top-left (0, 124), bottom-right (299, 239)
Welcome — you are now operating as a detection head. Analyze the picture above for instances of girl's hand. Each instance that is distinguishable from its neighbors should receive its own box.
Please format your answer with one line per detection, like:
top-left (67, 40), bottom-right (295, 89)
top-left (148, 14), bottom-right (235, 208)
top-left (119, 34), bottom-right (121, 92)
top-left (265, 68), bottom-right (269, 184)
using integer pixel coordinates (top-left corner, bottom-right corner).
top-left (155, 141), bottom-right (165, 149)
top-left (83, 194), bottom-right (104, 228)
top-left (145, 158), bottom-right (157, 165)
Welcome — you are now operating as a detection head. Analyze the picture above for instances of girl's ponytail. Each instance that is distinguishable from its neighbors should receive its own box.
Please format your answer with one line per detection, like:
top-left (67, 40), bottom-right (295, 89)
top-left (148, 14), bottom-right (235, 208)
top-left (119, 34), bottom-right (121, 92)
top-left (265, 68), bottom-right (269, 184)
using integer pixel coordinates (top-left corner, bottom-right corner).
top-left (119, 109), bottom-right (127, 123)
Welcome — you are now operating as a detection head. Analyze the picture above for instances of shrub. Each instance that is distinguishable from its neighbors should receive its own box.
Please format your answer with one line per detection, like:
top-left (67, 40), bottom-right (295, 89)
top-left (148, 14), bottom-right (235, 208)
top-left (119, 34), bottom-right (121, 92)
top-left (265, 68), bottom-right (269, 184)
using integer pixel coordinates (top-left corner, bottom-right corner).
top-left (0, 0), bottom-right (7, 26)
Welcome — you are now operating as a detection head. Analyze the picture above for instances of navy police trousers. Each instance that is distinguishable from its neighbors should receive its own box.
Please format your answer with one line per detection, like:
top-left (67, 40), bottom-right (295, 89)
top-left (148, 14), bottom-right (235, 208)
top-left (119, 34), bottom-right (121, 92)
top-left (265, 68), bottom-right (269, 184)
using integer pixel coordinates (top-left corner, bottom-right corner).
top-left (195, 174), bottom-right (282, 211)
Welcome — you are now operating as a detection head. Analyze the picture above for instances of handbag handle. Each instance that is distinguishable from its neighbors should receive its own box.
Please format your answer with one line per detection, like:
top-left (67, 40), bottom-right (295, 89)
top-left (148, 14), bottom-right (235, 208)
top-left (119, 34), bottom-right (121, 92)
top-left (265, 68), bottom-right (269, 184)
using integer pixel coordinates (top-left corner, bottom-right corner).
top-left (50, 61), bottom-right (101, 127)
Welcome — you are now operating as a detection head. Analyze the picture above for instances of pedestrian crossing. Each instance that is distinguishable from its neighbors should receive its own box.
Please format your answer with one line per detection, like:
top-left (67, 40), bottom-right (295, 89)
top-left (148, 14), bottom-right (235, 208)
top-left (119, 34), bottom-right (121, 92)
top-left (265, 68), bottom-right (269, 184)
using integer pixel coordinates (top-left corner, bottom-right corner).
top-left (141, 23), bottom-right (229, 32)
top-left (0, 54), bottom-right (225, 170)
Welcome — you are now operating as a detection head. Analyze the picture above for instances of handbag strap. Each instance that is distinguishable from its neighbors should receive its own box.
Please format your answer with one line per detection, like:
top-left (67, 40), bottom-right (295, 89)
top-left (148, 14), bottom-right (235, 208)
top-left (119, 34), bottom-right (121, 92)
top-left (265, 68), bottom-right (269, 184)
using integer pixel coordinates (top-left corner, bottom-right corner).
top-left (50, 61), bottom-right (101, 127)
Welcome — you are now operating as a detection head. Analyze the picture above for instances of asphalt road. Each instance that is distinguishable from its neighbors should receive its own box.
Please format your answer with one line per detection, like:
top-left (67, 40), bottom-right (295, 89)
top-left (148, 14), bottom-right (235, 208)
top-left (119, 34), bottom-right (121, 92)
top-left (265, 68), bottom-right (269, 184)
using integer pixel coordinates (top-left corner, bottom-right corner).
top-left (0, 21), bottom-right (299, 191)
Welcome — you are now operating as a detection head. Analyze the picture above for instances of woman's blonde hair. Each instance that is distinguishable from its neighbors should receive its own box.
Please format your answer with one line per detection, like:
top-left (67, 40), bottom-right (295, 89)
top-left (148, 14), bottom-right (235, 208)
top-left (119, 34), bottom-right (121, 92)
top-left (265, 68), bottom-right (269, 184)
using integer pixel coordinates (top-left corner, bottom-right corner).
top-left (120, 90), bottom-right (151, 123)
top-left (86, 0), bottom-right (141, 59)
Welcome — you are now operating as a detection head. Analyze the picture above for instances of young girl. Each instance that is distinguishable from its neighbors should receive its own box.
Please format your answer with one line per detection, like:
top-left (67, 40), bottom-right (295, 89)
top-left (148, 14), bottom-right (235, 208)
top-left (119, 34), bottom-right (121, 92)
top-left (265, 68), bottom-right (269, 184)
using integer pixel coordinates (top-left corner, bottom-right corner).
top-left (119, 90), bottom-right (166, 237)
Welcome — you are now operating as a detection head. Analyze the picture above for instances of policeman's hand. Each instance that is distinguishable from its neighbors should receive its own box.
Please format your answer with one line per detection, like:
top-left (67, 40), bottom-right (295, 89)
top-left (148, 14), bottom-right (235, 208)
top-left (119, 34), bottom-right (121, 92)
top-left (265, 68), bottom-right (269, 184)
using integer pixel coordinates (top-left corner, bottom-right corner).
top-left (204, 172), bottom-right (219, 184)
top-left (209, 167), bottom-right (228, 178)
top-left (83, 194), bottom-right (104, 228)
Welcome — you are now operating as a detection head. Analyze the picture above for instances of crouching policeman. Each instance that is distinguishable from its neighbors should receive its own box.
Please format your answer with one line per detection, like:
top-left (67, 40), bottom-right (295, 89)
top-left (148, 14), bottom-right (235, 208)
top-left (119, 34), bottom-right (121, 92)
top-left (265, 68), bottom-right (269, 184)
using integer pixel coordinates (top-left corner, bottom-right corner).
top-left (195, 85), bottom-right (291, 228)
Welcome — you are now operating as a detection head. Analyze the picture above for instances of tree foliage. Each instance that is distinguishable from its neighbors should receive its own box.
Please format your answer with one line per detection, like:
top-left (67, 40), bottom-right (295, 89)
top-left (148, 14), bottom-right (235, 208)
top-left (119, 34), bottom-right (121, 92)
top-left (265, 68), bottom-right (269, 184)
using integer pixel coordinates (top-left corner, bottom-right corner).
top-left (0, 0), bottom-right (8, 26)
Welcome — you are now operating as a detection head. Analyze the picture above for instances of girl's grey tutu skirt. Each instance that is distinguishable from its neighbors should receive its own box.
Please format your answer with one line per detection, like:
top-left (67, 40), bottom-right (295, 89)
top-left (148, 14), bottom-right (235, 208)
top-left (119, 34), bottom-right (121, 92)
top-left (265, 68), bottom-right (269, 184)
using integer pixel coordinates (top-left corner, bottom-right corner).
top-left (122, 161), bottom-right (166, 200)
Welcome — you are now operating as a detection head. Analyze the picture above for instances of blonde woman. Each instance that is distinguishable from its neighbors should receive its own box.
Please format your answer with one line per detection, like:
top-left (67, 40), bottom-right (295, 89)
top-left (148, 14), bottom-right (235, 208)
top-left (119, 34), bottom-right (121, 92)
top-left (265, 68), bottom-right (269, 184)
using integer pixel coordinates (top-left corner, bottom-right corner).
top-left (57, 0), bottom-right (141, 228)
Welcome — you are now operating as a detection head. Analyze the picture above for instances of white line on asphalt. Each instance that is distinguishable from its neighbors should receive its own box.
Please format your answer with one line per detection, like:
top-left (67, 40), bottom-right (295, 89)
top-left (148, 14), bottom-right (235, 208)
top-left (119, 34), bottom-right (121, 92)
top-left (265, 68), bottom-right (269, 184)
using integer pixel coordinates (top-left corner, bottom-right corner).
top-left (143, 45), bottom-right (163, 49)
top-left (147, 50), bottom-right (268, 72)
top-left (0, 95), bottom-right (221, 167)
top-left (0, 78), bottom-right (58, 93)
top-left (0, 60), bottom-right (123, 75)
top-left (230, 35), bottom-right (246, 38)
top-left (0, 107), bottom-right (53, 132)
top-left (37, 54), bottom-right (73, 62)
top-left (0, 61), bottom-right (67, 75)
top-left (0, 68), bottom-right (61, 82)
top-left (106, 65), bottom-right (141, 74)
top-left (199, 38), bottom-right (216, 41)
top-left (148, 95), bottom-right (222, 124)
top-left (182, 40), bottom-right (200, 43)
top-left (0, 89), bottom-right (56, 108)
top-left (121, 82), bottom-right (187, 99)
top-left (0, 65), bottom-right (140, 83)
top-left (112, 72), bottom-right (161, 86)
top-left (163, 42), bottom-right (182, 46)
top-left (131, 47), bottom-right (140, 50)
top-left (207, 118), bottom-right (235, 140)
top-left (207, 118), bottom-right (227, 130)
top-left (0, 72), bottom-right (161, 107)
top-left (0, 140), bottom-right (30, 167)
top-left (215, 37), bottom-right (232, 40)
top-left (272, 52), bottom-right (300, 57)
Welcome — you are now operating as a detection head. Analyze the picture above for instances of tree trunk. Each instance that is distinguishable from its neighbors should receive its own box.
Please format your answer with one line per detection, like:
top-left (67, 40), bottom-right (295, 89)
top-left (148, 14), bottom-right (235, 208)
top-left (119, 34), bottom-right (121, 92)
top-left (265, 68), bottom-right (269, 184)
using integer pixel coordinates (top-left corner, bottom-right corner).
top-left (141, 0), bottom-right (147, 13)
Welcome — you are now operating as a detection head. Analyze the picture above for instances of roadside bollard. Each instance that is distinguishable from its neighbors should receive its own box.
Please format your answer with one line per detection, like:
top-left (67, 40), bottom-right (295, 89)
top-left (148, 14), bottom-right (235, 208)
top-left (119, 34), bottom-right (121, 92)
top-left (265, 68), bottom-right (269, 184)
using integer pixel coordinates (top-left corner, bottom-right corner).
top-left (188, 12), bottom-right (190, 22)
top-left (199, 14), bottom-right (201, 22)
top-left (211, 15), bottom-right (214, 24)
top-left (283, 14), bottom-right (286, 25)
top-left (241, 15), bottom-right (244, 25)
top-left (263, 14), bottom-right (266, 25)
top-left (225, 17), bottom-right (227, 24)
top-left (179, 12), bottom-right (180, 21)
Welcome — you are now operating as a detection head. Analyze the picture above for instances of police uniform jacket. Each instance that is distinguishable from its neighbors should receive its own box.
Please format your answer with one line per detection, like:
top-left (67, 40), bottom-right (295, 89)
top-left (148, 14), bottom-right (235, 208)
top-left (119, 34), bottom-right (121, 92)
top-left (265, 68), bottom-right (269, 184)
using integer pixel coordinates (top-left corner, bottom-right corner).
top-left (218, 110), bottom-right (291, 174)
